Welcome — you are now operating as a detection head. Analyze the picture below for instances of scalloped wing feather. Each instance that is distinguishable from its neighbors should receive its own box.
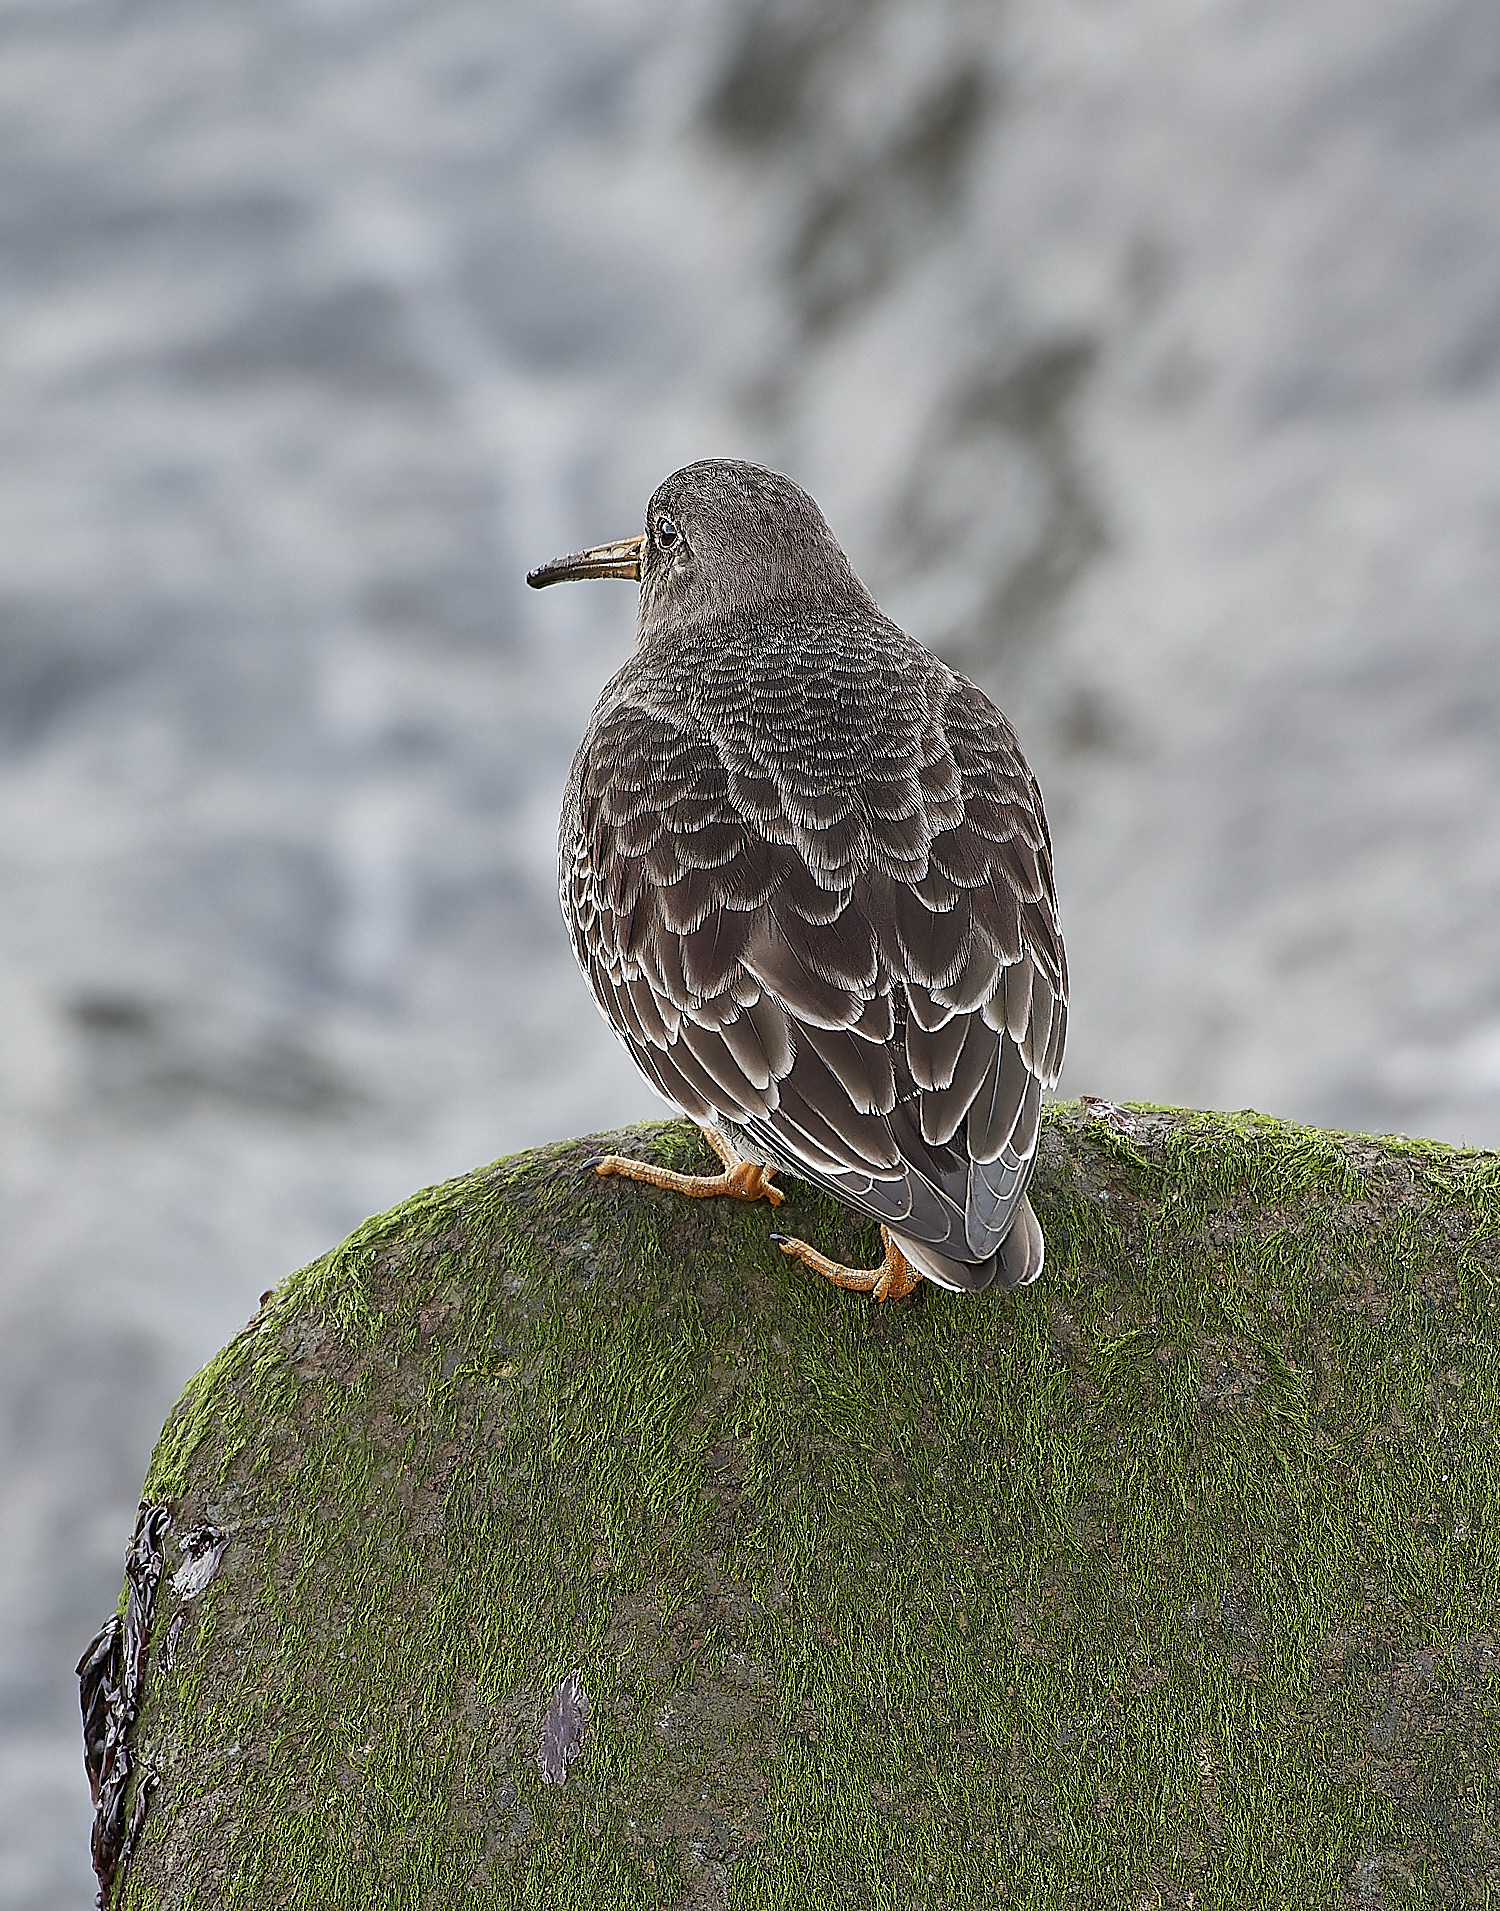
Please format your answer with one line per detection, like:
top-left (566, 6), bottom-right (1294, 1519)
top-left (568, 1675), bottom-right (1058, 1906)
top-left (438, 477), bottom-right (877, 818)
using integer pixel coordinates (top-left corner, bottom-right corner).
top-left (560, 669), bottom-right (1066, 1285)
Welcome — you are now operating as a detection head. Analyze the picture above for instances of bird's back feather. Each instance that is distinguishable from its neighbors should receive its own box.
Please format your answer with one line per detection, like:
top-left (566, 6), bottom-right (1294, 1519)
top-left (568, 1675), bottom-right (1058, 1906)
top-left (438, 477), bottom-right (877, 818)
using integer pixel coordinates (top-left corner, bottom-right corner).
top-left (560, 600), bottom-right (1066, 1292)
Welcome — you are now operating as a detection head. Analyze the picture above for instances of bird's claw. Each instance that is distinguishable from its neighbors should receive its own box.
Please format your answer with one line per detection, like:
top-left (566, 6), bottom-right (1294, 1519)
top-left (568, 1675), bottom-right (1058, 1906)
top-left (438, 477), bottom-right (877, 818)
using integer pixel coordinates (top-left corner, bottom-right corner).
top-left (580, 1145), bottom-right (782, 1208)
top-left (770, 1226), bottom-right (921, 1301)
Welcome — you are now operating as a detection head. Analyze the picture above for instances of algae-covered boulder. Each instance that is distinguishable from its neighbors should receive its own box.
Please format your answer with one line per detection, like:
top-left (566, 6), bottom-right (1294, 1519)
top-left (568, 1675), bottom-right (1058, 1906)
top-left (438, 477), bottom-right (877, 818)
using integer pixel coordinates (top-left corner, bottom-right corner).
top-left (91, 1105), bottom-right (1500, 1908)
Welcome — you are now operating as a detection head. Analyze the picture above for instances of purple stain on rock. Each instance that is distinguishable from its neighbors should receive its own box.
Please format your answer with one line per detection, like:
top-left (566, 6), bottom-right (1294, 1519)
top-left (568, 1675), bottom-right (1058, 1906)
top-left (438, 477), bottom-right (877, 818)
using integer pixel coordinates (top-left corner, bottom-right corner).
top-left (162, 1609), bottom-right (187, 1672)
top-left (537, 1668), bottom-right (589, 1785)
top-left (171, 1524), bottom-right (229, 1600)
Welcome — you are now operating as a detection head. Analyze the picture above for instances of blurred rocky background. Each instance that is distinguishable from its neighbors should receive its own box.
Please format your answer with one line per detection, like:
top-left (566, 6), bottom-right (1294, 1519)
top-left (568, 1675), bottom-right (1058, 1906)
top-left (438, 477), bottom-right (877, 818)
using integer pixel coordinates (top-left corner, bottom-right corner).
top-left (2, 0), bottom-right (1498, 1902)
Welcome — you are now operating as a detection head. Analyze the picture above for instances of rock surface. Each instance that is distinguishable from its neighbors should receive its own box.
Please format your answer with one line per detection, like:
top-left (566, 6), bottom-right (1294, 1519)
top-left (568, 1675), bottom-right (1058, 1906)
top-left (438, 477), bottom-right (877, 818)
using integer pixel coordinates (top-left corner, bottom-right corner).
top-left (103, 1108), bottom-right (1500, 1907)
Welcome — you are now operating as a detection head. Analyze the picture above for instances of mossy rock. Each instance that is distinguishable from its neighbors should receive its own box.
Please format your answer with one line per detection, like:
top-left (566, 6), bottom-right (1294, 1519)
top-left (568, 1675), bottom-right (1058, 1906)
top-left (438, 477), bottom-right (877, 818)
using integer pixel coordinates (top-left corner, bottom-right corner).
top-left (106, 1105), bottom-right (1500, 1909)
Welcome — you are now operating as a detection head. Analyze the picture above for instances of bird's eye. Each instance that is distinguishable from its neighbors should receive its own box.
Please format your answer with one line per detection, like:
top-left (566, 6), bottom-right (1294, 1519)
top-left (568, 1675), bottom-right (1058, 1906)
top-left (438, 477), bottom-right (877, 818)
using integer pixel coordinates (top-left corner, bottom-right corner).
top-left (655, 515), bottom-right (680, 551)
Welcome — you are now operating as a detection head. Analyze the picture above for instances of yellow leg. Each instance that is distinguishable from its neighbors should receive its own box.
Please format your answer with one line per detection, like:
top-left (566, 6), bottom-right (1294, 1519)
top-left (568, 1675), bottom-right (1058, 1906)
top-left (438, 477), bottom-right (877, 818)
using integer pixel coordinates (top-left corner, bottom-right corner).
top-left (769, 1224), bottom-right (921, 1302)
top-left (585, 1125), bottom-right (784, 1206)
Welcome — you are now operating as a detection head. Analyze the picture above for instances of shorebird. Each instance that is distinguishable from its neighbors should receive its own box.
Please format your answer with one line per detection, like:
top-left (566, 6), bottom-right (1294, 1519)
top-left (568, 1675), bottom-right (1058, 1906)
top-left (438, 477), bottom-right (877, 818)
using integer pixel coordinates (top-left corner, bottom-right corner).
top-left (529, 459), bottom-right (1065, 1300)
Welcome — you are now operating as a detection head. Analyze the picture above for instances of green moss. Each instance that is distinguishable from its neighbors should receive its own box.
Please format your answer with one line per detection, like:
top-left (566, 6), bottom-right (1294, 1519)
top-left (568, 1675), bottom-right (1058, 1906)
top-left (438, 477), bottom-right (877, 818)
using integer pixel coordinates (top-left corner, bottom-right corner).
top-left (118, 1105), bottom-right (1500, 1909)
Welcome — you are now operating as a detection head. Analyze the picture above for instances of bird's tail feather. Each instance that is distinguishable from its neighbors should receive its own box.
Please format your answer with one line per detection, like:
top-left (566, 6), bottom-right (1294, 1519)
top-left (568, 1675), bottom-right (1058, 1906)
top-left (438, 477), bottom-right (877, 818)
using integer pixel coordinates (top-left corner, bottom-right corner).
top-left (892, 1194), bottom-right (1045, 1294)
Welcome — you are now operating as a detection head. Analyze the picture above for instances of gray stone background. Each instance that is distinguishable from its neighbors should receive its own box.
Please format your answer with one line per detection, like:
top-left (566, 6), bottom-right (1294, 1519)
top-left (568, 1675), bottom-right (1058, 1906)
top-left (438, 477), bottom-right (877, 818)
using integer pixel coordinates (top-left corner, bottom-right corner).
top-left (2, 1), bottom-right (1497, 1902)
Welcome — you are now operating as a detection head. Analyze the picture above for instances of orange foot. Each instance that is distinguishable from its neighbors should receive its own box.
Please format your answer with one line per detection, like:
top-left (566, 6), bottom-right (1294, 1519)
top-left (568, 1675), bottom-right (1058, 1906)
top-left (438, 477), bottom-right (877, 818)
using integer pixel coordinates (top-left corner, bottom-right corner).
top-left (585, 1124), bottom-right (783, 1207)
top-left (769, 1224), bottom-right (921, 1302)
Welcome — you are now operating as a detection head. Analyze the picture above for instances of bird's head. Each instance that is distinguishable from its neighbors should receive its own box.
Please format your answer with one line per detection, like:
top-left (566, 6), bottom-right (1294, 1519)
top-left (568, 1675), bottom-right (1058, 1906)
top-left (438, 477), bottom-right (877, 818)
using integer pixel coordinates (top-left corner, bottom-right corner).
top-left (527, 459), bottom-right (871, 639)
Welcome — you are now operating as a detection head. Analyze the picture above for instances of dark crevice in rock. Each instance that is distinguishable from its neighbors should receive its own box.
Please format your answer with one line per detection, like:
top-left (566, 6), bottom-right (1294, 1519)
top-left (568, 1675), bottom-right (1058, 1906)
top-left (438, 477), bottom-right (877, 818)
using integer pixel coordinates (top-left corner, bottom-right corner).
top-left (77, 1501), bottom-right (168, 1908)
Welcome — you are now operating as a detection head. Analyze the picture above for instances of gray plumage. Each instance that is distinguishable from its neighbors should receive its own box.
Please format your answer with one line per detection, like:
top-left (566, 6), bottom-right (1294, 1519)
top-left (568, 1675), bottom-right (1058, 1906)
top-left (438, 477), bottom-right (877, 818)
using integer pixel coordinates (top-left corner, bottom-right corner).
top-left (551, 459), bottom-right (1066, 1292)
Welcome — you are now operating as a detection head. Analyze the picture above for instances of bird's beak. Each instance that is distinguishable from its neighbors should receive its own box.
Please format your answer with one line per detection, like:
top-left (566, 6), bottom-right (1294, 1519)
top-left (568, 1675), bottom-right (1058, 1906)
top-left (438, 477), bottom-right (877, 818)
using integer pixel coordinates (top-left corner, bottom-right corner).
top-left (526, 534), bottom-right (645, 589)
